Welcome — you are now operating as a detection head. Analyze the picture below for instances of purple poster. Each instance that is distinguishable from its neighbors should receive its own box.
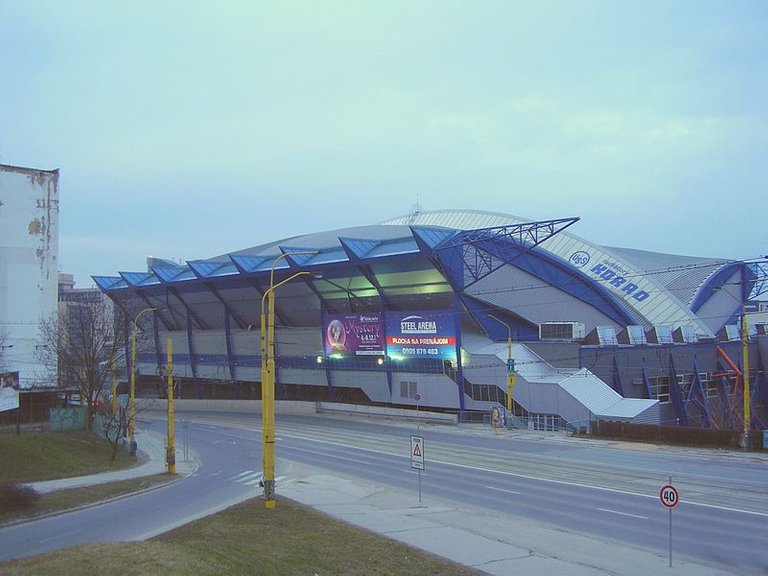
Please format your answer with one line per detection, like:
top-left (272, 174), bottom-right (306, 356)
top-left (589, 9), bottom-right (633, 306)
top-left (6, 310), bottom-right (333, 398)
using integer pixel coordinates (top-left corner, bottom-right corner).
top-left (324, 313), bottom-right (384, 357)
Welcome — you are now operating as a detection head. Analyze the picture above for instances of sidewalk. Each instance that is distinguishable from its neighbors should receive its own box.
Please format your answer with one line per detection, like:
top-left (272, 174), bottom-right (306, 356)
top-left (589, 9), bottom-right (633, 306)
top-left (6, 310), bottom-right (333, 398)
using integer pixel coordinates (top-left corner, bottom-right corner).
top-left (30, 429), bottom-right (197, 494)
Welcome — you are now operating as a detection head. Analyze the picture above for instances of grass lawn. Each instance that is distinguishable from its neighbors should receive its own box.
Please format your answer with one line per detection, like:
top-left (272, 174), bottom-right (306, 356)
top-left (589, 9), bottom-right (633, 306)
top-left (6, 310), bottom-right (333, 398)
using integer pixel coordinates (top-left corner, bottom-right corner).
top-left (0, 430), bottom-right (135, 484)
top-left (0, 496), bottom-right (484, 575)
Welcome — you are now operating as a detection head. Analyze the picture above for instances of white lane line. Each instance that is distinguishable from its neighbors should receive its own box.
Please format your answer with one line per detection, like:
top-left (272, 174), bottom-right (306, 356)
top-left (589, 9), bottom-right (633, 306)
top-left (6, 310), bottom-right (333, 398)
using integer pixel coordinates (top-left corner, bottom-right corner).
top-left (598, 508), bottom-right (648, 520)
top-left (485, 485), bottom-right (521, 495)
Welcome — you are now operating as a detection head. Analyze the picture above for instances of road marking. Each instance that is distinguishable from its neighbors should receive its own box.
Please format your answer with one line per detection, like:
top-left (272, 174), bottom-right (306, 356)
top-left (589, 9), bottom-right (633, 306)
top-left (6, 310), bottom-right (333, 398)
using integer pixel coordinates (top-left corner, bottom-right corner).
top-left (485, 486), bottom-right (521, 495)
top-left (598, 508), bottom-right (648, 520)
top-left (230, 470), bottom-right (257, 480)
top-left (279, 433), bottom-right (768, 517)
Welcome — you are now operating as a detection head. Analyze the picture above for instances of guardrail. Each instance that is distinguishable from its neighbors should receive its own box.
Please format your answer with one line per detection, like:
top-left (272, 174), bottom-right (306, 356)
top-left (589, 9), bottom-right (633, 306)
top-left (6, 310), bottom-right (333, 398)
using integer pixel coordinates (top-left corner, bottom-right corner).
top-left (316, 402), bottom-right (457, 425)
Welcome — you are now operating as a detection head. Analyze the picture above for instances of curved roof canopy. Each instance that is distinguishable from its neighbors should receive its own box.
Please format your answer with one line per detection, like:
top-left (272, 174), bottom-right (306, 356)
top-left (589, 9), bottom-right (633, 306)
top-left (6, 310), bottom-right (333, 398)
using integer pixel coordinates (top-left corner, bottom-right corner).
top-left (94, 209), bottom-right (750, 337)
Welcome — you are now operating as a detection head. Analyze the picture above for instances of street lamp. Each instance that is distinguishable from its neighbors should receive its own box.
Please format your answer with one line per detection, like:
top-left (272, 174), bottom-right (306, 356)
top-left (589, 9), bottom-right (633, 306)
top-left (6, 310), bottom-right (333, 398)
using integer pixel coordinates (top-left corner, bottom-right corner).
top-left (488, 314), bottom-right (515, 415)
top-left (129, 307), bottom-right (157, 453)
top-left (261, 251), bottom-right (317, 509)
top-left (715, 287), bottom-right (751, 450)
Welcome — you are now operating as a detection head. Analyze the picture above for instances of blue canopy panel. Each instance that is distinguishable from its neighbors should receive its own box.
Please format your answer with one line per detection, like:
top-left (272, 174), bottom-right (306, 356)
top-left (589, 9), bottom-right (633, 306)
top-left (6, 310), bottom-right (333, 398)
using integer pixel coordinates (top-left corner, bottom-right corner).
top-left (410, 226), bottom-right (460, 252)
top-left (92, 275), bottom-right (128, 291)
top-left (187, 260), bottom-right (239, 279)
top-left (304, 247), bottom-right (349, 266)
top-left (152, 265), bottom-right (197, 283)
top-left (339, 237), bottom-right (382, 259)
top-left (229, 254), bottom-right (271, 274)
top-left (366, 237), bottom-right (420, 258)
top-left (119, 271), bottom-right (161, 287)
top-left (280, 247), bottom-right (317, 268)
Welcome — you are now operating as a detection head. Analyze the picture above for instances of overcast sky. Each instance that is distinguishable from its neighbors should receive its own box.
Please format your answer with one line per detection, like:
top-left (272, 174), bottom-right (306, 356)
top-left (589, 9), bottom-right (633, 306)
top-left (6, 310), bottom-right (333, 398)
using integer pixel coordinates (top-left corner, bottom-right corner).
top-left (2, 1), bottom-right (766, 287)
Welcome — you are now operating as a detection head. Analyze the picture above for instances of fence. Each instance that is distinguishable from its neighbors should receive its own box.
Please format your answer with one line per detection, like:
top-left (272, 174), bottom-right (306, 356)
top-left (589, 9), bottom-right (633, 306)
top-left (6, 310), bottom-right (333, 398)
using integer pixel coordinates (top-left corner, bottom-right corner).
top-left (592, 420), bottom-right (764, 450)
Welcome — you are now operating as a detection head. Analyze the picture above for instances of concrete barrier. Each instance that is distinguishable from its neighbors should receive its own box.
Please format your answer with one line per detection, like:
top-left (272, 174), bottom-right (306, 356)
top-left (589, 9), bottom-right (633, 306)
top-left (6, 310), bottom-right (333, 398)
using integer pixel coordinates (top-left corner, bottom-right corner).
top-left (316, 402), bottom-right (457, 425)
top-left (139, 399), bottom-right (317, 415)
top-left (138, 399), bottom-right (457, 424)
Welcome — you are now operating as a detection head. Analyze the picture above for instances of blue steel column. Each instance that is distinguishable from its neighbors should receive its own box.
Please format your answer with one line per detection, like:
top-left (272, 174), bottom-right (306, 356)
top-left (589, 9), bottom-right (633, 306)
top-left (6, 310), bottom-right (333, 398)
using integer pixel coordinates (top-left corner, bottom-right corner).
top-left (641, 360), bottom-right (653, 400)
top-left (319, 308), bottom-right (335, 401)
top-left (453, 294), bottom-right (466, 412)
top-left (224, 310), bottom-right (239, 399)
top-left (668, 354), bottom-right (687, 426)
top-left (153, 314), bottom-right (162, 371)
top-left (187, 310), bottom-right (200, 398)
top-left (382, 306), bottom-right (392, 399)
top-left (611, 356), bottom-right (624, 395)
top-left (691, 358), bottom-right (713, 428)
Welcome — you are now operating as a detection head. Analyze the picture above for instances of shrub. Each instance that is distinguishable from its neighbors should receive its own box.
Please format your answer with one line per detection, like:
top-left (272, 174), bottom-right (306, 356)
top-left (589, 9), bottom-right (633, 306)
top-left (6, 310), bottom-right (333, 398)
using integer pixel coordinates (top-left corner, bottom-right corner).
top-left (0, 483), bottom-right (40, 512)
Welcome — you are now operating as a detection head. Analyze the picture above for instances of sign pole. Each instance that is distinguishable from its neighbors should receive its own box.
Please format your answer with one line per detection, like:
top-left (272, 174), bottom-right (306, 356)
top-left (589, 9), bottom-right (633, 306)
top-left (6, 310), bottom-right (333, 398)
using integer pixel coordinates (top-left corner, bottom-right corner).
top-left (668, 475), bottom-right (673, 568)
top-left (410, 434), bottom-right (425, 503)
top-left (659, 475), bottom-right (679, 568)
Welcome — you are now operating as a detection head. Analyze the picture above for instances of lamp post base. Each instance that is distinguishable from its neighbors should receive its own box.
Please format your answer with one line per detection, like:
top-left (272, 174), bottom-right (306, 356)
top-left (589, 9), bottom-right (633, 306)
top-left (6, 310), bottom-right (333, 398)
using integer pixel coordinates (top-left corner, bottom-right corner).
top-left (741, 432), bottom-right (751, 451)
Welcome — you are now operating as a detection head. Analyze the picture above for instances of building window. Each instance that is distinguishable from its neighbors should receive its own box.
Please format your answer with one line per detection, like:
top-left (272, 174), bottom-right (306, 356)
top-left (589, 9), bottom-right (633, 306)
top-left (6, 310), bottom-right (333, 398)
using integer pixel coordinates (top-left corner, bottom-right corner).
top-left (400, 381), bottom-right (417, 399)
top-left (648, 376), bottom-right (670, 403)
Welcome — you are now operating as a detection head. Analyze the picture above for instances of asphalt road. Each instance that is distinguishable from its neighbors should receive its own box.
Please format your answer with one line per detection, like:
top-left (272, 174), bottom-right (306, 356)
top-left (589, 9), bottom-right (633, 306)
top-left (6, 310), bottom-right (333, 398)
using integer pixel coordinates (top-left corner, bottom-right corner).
top-left (1, 412), bottom-right (767, 572)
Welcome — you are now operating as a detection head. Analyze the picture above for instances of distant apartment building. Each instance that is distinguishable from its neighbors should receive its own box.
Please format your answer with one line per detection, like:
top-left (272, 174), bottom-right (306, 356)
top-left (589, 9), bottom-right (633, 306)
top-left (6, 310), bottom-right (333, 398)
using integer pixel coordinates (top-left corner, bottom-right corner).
top-left (0, 163), bottom-right (60, 387)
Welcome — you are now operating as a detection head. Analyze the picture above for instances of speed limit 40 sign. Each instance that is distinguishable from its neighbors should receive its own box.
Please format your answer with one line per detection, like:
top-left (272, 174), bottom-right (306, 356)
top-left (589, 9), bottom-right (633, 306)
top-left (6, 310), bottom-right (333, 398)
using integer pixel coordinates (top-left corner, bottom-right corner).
top-left (659, 484), bottom-right (680, 509)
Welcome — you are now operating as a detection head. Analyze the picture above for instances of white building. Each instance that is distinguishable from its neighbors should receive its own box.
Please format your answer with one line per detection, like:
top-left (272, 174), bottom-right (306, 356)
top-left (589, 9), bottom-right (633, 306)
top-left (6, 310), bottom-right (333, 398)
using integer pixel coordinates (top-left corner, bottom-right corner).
top-left (0, 164), bottom-right (60, 387)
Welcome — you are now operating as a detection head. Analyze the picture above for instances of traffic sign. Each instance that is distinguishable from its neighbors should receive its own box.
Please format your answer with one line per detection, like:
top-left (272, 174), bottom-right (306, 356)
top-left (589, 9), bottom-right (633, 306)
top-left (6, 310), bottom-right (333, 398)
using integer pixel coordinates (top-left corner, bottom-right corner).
top-left (410, 435), bottom-right (424, 470)
top-left (413, 392), bottom-right (421, 402)
top-left (659, 484), bottom-right (679, 509)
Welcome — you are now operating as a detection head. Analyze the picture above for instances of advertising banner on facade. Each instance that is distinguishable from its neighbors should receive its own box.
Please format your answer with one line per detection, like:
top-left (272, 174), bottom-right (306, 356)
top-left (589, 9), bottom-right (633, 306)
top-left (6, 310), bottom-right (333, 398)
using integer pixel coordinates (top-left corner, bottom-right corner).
top-left (385, 310), bottom-right (457, 361)
top-left (323, 313), bottom-right (384, 357)
top-left (0, 371), bottom-right (20, 413)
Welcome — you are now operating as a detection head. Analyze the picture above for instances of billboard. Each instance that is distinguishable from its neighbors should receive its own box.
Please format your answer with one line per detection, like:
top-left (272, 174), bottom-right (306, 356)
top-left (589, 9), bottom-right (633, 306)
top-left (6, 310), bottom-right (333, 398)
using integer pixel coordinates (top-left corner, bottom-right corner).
top-left (323, 313), bottom-right (384, 357)
top-left (0, 371), bottom-right (20, 413)
top-left (385, 310), bottom-right (457, 361)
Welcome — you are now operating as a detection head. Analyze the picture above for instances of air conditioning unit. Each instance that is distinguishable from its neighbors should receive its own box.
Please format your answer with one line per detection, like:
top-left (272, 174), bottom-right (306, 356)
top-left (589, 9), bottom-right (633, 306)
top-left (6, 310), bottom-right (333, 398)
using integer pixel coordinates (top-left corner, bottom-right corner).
top-left (539, 322), bottom-right (585, 341)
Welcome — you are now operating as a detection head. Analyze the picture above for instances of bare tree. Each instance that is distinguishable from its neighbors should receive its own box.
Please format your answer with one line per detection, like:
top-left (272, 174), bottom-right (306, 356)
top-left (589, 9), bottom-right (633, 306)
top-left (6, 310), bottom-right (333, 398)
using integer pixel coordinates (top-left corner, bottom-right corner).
top-left (36, 299), bottom-right (129, 430)
top-left (0, 325), bottom-right (9, 372)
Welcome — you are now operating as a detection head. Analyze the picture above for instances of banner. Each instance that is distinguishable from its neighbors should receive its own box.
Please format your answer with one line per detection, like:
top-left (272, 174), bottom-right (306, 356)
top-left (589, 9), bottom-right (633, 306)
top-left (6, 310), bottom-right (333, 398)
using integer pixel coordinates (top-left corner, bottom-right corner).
top-left (0, 371), bottom-right (20, 413)
top-left (323, 313), bottom-right (384, 357)
top-left (385, 310), bottom-right (457, 361)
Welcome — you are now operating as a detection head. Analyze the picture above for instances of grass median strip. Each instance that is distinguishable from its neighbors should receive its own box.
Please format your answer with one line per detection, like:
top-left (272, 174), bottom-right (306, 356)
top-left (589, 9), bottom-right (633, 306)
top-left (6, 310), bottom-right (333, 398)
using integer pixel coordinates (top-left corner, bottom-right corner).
top-left (1, 496), bottom-right (483, 575)
top-left (0, 474), bottom-right (175, 524)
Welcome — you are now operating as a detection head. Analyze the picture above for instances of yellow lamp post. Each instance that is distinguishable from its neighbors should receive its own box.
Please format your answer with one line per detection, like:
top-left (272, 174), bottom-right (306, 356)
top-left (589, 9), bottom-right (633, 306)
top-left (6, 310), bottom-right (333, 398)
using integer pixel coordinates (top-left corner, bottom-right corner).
top-left (740, 308), bottom-right (751, 450)
top-left (129, 307), bottom-right (157, 452)
top-left (166, 336), bottom-right (176, 474)
top-left (488, 314), bottom-right (515, 415)
top-left (260, 251), bottom-right (317, 509)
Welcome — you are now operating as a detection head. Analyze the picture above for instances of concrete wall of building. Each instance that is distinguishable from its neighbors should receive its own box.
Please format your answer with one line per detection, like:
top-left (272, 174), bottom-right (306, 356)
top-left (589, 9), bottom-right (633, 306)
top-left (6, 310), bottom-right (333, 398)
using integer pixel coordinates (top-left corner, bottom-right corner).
top-left (0, 165), bottom-right (59, 387)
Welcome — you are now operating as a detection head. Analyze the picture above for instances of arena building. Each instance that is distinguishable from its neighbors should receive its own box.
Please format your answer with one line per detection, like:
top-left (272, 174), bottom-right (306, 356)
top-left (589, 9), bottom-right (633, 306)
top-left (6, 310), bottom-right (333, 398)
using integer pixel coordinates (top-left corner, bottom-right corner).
top-left (94, 209), bottom-right (767, 431)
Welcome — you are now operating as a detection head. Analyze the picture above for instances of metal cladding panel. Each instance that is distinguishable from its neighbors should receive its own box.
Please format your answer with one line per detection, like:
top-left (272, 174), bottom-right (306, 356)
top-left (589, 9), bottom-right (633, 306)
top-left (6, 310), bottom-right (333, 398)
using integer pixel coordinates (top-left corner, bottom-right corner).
top-left (466, 264), bottom-right (623, 332)
top-left (559, 369), bottom-right (622, 414)
top-left (382, 209), bottom-right (526, 230)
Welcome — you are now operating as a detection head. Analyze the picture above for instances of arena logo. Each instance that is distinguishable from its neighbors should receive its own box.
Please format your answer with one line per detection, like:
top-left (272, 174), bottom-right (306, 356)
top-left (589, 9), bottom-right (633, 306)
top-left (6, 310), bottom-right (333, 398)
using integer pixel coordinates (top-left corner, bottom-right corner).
top-left (569, 251), bottom-right (591, 268)
top-left (588, 263), bottom-right (650, 302)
